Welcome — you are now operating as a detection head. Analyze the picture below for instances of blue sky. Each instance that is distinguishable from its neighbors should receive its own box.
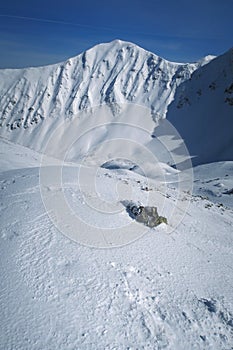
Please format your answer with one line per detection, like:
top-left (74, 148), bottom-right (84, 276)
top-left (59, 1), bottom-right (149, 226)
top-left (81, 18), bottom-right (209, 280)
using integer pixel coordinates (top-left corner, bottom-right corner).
top-left (0, 0), bottom-right (232, 68)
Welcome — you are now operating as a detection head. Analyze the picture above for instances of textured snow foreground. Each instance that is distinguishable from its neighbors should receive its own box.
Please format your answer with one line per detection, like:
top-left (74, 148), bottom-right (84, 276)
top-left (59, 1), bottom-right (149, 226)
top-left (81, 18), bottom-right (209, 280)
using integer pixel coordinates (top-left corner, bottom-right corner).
top-left (1, 139), bottom-right (233, 350)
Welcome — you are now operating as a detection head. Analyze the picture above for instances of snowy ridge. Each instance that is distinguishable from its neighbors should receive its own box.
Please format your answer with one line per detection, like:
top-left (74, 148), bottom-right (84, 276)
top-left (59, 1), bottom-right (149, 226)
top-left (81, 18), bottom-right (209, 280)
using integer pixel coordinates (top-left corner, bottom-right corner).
top-left (0, 40), bottom-right (208, 149)
top-left (167, 47), bottom-right (233, 165)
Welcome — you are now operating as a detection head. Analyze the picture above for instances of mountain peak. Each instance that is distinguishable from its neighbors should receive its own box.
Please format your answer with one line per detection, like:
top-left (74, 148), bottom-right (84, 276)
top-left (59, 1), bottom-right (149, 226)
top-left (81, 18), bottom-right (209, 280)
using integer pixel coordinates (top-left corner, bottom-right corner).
top-left (0, 39), bottom-right (215, 153)
top-left (198, 55), bottom-right (216, 66)
top-left (78, 39), bottom-right (161, 63)
top-left (80, 39), bottom-right (143, 55)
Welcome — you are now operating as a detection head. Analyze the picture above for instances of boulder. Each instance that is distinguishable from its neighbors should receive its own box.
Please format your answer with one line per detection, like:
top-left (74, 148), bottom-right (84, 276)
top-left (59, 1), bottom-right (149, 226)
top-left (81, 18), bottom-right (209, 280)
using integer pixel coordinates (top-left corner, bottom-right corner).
top-left (127, 203), bottom-right (167, 228)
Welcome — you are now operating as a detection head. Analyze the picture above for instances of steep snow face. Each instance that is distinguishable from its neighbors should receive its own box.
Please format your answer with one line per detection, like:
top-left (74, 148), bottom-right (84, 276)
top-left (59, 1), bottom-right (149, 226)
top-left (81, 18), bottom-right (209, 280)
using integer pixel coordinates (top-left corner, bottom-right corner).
top-left (167, 48), bottom-right (233, 165)
top-left (0, 40), bottom-right (205, 151)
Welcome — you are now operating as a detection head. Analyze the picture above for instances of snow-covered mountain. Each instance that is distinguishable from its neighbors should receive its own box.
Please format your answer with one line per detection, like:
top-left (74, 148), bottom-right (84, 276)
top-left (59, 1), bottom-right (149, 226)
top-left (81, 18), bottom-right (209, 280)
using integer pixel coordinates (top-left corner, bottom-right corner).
top-left (1, 41), bottom-right (233, 349)
top-left (0, 40), bottom-right (210, 153)
top-left (1, 40), bottom-right (232, 166)
top-left (167, 47), bottom-right (233, 165)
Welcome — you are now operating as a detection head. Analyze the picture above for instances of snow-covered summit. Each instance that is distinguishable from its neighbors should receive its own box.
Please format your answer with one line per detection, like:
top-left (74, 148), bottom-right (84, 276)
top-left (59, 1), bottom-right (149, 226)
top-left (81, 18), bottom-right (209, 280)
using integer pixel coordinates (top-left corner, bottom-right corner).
top-left (0, 40), bottom-right (203, 145)
top-left (197, 54), bottom-right (216, 66)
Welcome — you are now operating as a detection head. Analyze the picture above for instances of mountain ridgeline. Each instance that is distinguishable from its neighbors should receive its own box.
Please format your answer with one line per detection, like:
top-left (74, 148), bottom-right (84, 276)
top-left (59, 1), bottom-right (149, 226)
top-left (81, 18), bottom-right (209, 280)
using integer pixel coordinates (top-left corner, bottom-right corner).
top-left (0, 40), bottom-right (206, 133)
top-left (167, 47), bottom-right (233, 165)
top-left (0, 40), bottom-right (232, 165)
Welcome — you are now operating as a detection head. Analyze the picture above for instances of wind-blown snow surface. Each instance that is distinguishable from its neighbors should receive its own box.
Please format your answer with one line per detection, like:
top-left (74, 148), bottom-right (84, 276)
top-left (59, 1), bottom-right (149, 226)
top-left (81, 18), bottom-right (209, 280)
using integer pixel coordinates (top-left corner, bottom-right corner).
top-left (167, 48), bottom-right (233, 165)
top-left (0, 40), bottom-right (210, 153)
top-left (1, 140), bottom-right (233, 349)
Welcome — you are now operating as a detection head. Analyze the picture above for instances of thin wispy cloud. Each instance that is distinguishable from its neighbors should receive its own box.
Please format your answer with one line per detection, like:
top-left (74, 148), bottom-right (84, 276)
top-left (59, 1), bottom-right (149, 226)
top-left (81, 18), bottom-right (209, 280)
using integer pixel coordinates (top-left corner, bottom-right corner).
top-left (0, 14), bottom-right (219, 42)
top-left (0, 14), bottom-right (114, 31)
top-left (0, 0), bottom-right (232, 68)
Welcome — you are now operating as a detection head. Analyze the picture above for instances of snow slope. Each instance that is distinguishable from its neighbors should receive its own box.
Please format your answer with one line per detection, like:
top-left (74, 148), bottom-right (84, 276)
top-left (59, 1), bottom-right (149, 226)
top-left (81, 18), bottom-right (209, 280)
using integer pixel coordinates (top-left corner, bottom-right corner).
top-left (193, 161), bottom-right (233, 209)
top-left (0, 137), bottom-right (57, 171)
top-left (167, 48), bottom-right (233, 165)
top-left (0, 144), bottom-right (233, 349)
top-left (0, 40), bottom-right (210, 153)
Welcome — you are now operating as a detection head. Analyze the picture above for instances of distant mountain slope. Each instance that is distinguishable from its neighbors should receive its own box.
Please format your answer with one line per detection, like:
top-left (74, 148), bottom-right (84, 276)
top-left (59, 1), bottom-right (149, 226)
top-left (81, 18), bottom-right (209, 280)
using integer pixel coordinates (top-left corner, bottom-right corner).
top-left (0, 40), bottom-right (207, 151)
top-left (167, 48), bottom-right (233, 165)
